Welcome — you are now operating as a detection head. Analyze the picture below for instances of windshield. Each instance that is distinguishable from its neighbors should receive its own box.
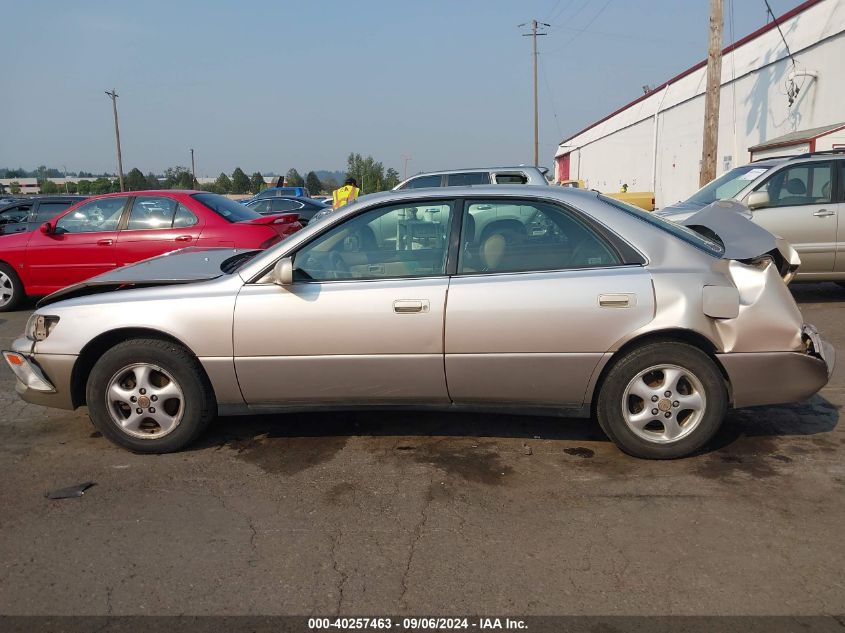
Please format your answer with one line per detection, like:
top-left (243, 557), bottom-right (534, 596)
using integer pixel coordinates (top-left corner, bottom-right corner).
top-left (192, 193), bottom-right (263, 223)
top-left (687, 165), bottom-right (770, 205)
top-left (599, 195), bottom-right (724, 257)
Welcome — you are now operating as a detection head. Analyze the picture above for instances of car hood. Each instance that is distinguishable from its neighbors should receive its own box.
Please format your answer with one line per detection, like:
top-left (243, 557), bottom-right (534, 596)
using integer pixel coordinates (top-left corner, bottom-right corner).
top-left (657, 199), bottom-right (706, 217)
top-left (37, 247), bottom-right (256, 308)
top-left (680, 200), bottom-right (800, 282)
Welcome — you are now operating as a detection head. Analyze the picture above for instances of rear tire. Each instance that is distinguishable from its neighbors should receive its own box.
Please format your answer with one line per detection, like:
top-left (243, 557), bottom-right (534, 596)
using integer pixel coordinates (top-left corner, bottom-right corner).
top-left (86, 338), bottom-right (215, 453)
top-left (596, 342), bottom-right (727, 459)
top-left (0, 263), bottom-right (25, 312)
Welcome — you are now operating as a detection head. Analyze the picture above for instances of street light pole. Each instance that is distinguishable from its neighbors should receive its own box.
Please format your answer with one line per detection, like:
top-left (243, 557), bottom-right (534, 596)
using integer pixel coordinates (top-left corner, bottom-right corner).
top-left (401, 154), bottom-right (412, 181)
top-left (190, 148), bottom-right (197, 188)
top-left (105, 89), bottom-right (125, 192)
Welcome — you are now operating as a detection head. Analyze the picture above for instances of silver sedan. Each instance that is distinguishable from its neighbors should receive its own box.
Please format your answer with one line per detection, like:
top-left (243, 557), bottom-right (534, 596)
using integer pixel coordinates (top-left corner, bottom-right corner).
top-left (2, 186), bottom-right (835, 459)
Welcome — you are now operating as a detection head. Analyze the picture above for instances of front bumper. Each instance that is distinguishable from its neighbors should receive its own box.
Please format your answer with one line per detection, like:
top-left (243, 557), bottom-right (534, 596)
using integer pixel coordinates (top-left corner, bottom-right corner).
top-left (718, 324), bottom-right (835, 408)
top-left (2, 337), bottom-right (77, 410)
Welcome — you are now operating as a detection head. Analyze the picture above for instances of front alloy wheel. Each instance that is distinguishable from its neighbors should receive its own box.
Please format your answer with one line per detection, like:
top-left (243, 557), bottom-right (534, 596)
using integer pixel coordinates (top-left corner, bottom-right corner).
top-left (87, 338), bottom-right (215, 453)
top-left (106, 363), bottom-right (185, 439)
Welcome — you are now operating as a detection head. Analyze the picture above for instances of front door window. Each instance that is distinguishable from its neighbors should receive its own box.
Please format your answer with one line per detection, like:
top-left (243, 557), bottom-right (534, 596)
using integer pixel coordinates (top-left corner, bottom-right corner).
top-left (293, 201), bottom-right (454, 281)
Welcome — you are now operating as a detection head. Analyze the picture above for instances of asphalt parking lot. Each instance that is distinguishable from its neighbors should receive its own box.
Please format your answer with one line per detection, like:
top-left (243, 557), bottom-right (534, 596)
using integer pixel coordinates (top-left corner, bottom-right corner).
top-left (0, 284), bottom-right (844, 617)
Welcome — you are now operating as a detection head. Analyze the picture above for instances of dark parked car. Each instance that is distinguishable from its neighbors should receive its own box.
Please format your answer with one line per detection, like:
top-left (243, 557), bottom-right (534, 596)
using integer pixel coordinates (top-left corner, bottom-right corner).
top-left (244, 196), bottom-right (328, 226)
top-left (0, 196), bottom-right (88, 236)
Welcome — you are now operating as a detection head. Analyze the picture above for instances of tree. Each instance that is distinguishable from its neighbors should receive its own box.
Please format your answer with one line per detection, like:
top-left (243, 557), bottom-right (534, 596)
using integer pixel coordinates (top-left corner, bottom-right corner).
top-left (215, 172), bottom-right (233, 193)
top-left (231, 167), bottom-right (250, 194)
top-left (92, 177), bottom-right (112, 194)
top-left (163, 166), bottom-right (191, 189)
top-left (285, 168), bottom-right (304, 187)
top-left (65, 181), bottom-right (78, 194)
top-left (10, 182), bottom-right (21, 194)
top-left (176, 171), bottom-right (194, 189)
top-left (305, 171), bottom-right (322, 195)
top-left (40, 180), bottom-right (60, 194)
top-left (146, 172), bottom-right (160, 189)
top-left (323, 177), bottom-right (338, 193)
top-left (384, 167), bottom-right (400, 190)
top-left (250, 172), bottom-right (265, 194)
top-left (345, 153), bottom-right (397, 193)
top-left (126, 167), bottom-right (147, 191)
top-left (76, 180), bottom-right (92, 195)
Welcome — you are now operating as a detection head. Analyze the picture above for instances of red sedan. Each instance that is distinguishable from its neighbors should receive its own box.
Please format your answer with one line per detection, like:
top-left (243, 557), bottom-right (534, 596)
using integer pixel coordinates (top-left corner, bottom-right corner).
top-left (0, 190), bottom-right (302, 311)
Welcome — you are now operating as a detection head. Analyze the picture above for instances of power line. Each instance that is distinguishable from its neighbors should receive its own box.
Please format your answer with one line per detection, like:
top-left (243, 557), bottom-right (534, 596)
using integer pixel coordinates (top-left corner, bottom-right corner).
top-left (763, 0), bottom-right (796, 66)
top-left (539, 53), bottom-right (564, 141)
top-left (546, 0), bottom-right (613, 55)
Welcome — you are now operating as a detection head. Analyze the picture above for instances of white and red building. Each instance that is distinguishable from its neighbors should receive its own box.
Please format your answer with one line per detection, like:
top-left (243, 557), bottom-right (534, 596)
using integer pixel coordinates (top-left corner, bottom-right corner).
top-left (554, 0), bottom-right (845, 208)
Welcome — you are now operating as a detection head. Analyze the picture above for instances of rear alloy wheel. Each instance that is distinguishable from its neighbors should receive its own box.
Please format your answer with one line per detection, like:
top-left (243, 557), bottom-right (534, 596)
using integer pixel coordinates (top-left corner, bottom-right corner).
top-left (596, 342), bottom-right (727, 459)
top-left (0, 263), bottom-right (25, 312)
top-left (86, 338), bottom-right (215, 453)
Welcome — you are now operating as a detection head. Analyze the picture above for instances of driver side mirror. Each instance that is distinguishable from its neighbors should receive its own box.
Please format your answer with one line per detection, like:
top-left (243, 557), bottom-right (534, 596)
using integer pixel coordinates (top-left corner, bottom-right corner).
top-left (746, 190), bottom-right (769, 210)
top-left (272, 257), bottom-right (293, 286)
top-left (40, 221), bottom-right (54, 235)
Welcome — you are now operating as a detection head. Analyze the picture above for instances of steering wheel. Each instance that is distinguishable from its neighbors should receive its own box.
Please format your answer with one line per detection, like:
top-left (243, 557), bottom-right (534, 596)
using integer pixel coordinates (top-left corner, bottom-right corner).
top-left (328, 251), bottom-right (350, 279)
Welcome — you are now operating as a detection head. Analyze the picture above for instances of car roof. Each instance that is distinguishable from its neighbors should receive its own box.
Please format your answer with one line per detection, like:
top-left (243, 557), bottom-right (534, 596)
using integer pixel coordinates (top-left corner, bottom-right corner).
top-left (406, 166), bottom-right (546, 176)
top-left (340, 184), bottom-right (589, 208)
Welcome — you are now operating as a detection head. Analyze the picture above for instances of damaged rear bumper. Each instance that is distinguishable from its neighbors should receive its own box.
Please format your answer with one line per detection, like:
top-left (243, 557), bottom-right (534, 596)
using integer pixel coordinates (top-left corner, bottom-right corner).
top-left (717, 324), bottom-right (835, 408)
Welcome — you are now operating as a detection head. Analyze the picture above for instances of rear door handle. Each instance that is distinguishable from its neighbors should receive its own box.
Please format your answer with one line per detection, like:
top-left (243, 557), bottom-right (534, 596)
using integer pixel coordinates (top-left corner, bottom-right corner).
top-left (97, 239), bottom-right (113, 246)
top-left (813, 209), bottom-right (835, 217)
top-left (393, 299), bottom-right (429, 314)
top-left (599, 293), bottom-right (636, 308)
top-left (175, 235), bottom-right (193, 242)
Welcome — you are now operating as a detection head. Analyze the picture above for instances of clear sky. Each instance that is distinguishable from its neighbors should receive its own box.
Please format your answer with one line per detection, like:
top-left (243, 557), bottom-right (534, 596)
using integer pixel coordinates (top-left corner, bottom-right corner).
top-left (1, 0), bottom-right (798, 177)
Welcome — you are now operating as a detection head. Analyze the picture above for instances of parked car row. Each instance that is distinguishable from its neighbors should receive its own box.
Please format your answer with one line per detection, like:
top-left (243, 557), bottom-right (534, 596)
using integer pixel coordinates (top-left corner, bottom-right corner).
top-left (0, 191), bottom-right (301, 311)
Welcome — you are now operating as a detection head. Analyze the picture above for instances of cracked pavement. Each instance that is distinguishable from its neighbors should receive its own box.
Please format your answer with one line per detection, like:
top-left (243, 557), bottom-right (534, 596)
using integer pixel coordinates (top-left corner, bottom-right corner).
top-left (0, 283), bottom-right (844, 615)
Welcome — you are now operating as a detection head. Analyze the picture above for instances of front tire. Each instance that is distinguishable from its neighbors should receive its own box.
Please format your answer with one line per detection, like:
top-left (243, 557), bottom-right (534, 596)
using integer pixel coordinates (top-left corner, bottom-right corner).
top-left (86, 338), bottom-right (215, 453)
top-left (596, 342), bottom-right (727, 459)
top-left (0, 263), bottom-right (25, 312)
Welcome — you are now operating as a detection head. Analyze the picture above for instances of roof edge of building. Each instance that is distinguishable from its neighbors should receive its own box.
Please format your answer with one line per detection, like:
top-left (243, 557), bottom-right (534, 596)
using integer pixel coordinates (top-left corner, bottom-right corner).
top-left (557, 0), bottom-right (825, 148)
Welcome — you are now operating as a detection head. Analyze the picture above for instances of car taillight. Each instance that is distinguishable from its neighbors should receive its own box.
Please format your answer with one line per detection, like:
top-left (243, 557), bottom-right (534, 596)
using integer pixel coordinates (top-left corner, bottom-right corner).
top-left (259, 235), bottom-right (281, 249)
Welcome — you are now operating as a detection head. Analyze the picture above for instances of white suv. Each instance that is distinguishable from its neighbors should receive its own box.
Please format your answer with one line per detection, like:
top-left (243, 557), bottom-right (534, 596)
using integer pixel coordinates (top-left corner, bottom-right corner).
top-left (394, 166), bottom-right (550, 190)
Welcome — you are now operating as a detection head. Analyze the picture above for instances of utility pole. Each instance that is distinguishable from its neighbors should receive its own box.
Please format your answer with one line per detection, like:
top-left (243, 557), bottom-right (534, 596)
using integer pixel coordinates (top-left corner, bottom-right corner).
top-left (190, 148), bottom-right (197, 188)
top-left (401, 154), bottom-right (412, 180)
top-left (699, 0), bottom-right (723, 187)
top-left (104, 89), bottom-right (125, 192)
top-left (521, 19), bottom-right (548, 167)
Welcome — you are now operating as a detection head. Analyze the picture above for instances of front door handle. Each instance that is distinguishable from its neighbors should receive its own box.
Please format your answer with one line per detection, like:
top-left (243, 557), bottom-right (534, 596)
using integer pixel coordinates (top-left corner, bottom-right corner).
top-left (175, 235), bottom-right (193, 242)
top-left (97, 239), bottom-right (113, 246)
top-left (393, 299), bottom-right (430, 314)
top-left (813, 209), bottom-right (835, 217)
top-left (599, 293), bottom-right (636, 308)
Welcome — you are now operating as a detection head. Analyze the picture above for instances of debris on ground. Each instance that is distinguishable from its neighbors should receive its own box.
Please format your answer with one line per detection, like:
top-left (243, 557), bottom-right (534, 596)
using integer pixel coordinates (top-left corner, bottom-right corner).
top-left (45, 482), bottom-right (96, 499)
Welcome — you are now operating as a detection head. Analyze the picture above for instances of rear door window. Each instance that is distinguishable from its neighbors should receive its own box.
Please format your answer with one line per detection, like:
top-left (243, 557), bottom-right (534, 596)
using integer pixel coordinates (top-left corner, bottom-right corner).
top-left (445, 172), bottom-right (490, 187)
top-left (173, 204), bottom-right (198, 228)
top-left (0, 204), bottom-right (31, 225)
top-left (458, 199), bottom-right (622, 274)
top-left (402, 175), bottom-right (443, 189)
top-left (126, 196), bottom-right (178, 230)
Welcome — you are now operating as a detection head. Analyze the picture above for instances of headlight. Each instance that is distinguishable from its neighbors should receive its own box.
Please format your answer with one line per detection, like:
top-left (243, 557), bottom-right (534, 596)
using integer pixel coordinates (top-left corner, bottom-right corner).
top-left (26, 314), bottom-right (60, 341)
